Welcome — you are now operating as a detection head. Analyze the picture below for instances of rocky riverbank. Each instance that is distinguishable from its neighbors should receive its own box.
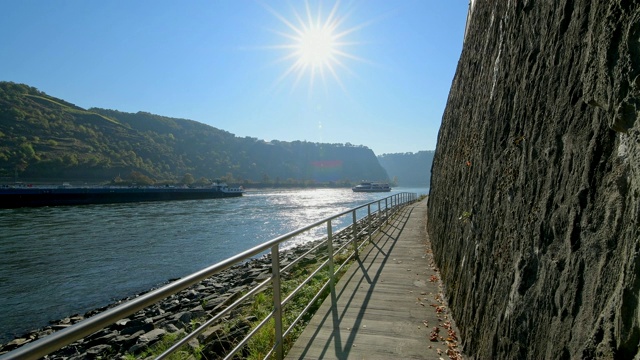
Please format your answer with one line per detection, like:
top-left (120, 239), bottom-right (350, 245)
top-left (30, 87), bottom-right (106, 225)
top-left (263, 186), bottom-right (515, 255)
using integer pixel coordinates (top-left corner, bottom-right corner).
top-left (0, 212), bottom-right (390, 359)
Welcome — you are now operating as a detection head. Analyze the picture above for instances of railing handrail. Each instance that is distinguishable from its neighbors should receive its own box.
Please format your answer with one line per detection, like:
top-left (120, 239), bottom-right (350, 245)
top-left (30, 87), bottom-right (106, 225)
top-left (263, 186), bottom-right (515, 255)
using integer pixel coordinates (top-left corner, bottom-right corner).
top-left (0, 192), bottom-right (418, 360)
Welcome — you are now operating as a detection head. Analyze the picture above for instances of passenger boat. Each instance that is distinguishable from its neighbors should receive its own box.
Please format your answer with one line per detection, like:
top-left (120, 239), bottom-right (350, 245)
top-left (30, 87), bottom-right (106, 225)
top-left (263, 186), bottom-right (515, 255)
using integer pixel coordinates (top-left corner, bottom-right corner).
top-left (352, 181), bottom-right (391, 192)
top-left (0, 182), bottom-right (244, 209)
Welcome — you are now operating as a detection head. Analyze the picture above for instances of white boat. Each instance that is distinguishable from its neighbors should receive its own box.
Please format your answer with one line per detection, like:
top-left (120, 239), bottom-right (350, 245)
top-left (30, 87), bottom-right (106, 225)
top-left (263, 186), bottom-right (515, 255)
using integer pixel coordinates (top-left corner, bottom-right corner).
top-left (352, 181), bottom-right (391, 192)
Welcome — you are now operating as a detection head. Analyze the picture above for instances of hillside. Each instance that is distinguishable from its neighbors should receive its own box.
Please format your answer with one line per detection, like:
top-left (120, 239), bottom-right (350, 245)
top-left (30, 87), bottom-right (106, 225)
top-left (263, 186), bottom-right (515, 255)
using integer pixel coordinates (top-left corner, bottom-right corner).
top-left (0, 82), bottom-right (388, 185)
top-left (377, 151), bottom-right (434, 187)
top-left (429, 1), bottom-right (640, 358)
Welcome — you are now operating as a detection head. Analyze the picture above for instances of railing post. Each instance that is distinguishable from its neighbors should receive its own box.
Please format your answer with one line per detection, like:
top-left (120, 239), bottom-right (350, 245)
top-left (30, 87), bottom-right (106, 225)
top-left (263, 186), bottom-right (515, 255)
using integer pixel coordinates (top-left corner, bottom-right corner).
top-left (327, 220), bottom-right (335, 292)
top-left (352, 210), bottom-right (358, 258)
top-left (385, 198), bottom-right (389, 225)
top-left (391, 195), bottom-right (394, 216)
top-left (367, 204), bottom-right (372, 244)
top-left (271, 245), bottom-right (283, 360)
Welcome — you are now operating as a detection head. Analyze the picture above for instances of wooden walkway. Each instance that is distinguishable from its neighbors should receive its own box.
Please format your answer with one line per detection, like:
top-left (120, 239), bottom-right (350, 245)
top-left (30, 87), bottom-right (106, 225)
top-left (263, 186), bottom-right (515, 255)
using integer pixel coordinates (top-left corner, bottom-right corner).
top-left (286, 198), bottom-right (462, 359)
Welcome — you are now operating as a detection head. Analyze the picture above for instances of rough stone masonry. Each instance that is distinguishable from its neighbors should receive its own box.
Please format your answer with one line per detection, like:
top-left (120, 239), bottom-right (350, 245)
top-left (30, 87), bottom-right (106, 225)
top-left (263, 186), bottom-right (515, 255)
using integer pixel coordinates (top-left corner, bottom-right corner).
top-left (428, 0), bottom-right (640, 359)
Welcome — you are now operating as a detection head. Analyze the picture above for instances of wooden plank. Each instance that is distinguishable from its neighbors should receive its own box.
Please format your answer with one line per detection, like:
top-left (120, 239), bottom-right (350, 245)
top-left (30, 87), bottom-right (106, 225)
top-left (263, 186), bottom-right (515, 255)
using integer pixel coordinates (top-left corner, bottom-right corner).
top-left (286, 199), bottom-right (462, 359)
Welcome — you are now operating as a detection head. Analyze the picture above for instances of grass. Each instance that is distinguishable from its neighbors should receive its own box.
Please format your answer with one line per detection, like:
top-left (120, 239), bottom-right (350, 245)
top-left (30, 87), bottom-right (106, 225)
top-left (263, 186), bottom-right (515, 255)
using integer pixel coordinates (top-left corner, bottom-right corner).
top-left (119, 259), bottom-right (343, 360)
top-left (128, 247), bottom-right (359, 359)
top-left (243, 246), bottom-right (355, 359)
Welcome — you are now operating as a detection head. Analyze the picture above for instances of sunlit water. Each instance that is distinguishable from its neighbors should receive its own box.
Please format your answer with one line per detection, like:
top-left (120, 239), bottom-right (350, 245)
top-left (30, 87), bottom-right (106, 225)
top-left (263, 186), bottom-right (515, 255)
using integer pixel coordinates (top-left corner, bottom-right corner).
top-left (0, 187), bottom-right (427, 342)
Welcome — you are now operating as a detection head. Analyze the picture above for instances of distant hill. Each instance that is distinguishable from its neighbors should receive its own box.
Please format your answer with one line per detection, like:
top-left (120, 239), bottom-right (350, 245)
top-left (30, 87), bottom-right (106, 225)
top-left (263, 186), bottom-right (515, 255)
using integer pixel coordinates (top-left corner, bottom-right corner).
top-left (377, 151), bottom-right (434, 187)
top-left (0, 81), bottom-right (388, 186)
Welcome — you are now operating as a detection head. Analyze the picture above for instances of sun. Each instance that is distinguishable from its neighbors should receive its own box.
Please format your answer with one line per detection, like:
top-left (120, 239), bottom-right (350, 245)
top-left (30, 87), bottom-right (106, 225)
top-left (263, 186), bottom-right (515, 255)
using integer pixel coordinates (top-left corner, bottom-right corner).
top-left (297, 24), bottom-right (336, 68)
top-left (265, 1), bottom-right (364, 92)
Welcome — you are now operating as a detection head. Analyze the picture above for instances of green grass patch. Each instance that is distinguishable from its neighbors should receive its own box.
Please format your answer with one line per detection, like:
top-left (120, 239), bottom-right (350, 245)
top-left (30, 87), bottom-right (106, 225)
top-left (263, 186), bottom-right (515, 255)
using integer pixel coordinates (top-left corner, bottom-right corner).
top-left (242, 247), bottom-right (354, 359)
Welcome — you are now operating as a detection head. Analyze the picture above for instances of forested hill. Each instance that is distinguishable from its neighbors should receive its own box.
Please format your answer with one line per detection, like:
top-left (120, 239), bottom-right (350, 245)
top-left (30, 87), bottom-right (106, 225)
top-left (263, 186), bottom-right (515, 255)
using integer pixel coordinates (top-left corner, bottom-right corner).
top-left (377, 151), bottom-right (434, 187)
top-left (0, 82), bottom-right (388, 185)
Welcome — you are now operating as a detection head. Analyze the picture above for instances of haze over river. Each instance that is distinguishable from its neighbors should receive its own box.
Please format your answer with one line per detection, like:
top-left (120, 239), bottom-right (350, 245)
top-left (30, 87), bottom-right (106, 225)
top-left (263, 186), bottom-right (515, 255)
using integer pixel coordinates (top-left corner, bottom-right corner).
top-left (0, 187), bottom-right (427, 343)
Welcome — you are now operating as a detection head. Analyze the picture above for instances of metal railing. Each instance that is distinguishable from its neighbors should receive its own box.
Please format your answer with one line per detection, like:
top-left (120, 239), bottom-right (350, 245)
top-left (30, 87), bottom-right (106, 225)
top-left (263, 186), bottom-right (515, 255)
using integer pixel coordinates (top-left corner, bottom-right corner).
top-left (0, 192), bottom-right (418, 360)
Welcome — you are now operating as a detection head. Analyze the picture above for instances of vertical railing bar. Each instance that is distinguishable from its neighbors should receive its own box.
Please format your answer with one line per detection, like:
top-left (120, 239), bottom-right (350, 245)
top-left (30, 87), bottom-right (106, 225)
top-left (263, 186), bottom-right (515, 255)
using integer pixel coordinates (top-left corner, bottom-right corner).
top-left (327, 220), bottom-right (335, 294)
top-left (367, 204), bottom-right (372, 244)
top-left (271, 244), bottom-right (283, 360)
top-left (385, 198), bottom-right (389, 225)
top-left (352, 210), bottom-right (358, 258)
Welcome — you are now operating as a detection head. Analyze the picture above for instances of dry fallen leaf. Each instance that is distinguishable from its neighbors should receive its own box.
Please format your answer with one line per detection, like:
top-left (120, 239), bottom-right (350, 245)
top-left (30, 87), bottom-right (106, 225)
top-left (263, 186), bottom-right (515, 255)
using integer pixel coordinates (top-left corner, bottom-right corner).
top-left (429, 326), bottom-right (440, 341)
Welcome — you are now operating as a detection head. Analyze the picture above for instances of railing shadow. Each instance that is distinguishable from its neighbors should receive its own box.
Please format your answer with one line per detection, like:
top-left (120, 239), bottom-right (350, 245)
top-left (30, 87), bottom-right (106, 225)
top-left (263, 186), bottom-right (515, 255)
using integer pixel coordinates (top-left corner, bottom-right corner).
top-left (291, 205), bottom-right (414, 359)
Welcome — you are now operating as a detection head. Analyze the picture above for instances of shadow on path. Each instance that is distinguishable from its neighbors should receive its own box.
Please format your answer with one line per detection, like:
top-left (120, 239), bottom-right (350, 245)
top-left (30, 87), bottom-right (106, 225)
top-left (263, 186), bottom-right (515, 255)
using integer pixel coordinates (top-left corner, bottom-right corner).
top-left (291, 205), bottom-right (414, 359)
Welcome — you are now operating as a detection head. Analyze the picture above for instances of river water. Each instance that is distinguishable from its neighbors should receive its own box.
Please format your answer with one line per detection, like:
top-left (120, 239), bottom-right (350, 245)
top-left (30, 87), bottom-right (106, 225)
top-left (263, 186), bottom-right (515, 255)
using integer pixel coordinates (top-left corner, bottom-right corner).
top-left (0, 187), bottom-right (427, 343)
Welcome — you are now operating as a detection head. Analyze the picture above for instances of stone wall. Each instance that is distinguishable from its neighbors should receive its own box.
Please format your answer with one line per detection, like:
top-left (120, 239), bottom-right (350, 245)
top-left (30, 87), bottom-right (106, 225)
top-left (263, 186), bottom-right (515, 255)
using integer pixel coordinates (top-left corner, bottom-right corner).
top-left (428, 0), bottom-right (640, 358)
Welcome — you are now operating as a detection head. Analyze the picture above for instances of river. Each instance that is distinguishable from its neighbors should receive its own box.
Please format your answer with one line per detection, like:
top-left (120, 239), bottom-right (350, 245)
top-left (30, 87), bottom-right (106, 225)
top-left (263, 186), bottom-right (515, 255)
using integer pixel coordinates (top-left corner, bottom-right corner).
top-left (0, 187), bottom-right (427, 343)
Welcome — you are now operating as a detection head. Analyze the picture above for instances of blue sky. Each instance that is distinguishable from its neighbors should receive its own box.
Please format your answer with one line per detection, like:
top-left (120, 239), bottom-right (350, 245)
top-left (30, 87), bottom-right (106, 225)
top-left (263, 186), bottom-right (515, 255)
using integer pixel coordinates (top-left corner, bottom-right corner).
top-left (0, 1), bottom-right (468, 155)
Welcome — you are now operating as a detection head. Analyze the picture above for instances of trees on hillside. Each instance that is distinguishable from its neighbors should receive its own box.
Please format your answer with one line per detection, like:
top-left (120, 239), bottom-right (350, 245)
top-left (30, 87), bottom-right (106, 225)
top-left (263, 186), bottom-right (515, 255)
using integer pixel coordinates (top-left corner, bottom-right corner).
top-left (0, 81), bottom-right (389, 185)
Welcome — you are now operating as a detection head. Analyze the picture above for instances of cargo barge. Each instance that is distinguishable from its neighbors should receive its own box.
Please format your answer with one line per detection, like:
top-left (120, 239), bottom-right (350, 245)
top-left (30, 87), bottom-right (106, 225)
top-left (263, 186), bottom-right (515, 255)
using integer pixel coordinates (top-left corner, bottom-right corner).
top-left (0, 183), bottom-right (244, 209)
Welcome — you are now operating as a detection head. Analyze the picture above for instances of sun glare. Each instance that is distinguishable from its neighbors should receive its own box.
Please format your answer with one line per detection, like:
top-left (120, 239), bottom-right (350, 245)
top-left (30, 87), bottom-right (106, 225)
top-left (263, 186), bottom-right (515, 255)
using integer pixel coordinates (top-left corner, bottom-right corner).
top-left (298, 26), bottom-right (335, 68)
top-left (265, 0), bottom-right (364, 93)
